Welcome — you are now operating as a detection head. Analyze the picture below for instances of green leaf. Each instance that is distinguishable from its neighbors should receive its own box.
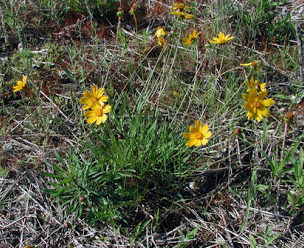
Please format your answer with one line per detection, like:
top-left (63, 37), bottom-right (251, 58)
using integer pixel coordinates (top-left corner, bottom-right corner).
top-left (277, 135), bottom-right (303, 177)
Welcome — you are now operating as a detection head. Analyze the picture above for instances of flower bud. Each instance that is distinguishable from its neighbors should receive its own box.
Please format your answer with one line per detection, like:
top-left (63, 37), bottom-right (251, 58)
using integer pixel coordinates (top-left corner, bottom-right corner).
top-left (235, 128), bottom-right (241, 136)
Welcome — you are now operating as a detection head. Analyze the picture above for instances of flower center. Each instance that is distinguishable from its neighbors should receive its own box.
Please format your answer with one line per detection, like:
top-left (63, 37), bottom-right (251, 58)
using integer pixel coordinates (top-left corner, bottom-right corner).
top-left (92, 97), bottom-right (98, 104)
top-left (195, 132), bottom-right (204, 140)
top-left (91, 96), bottom-right (104, 107)
top-left (252, 100), bottom-right (262, 109)
top-left (95, 108), bottom-right (104, 117)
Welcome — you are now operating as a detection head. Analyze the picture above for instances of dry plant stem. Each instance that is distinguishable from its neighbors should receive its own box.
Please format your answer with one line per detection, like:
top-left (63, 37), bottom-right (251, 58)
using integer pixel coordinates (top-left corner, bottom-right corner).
top-left (10, 107), bottom-right (38, 134)
top-left (281, 123), bottom-right (288, 160)
top-left (237, 205), bottom-right (289, 219)
top-left (236, 138), bottom-right (243, 166)
top-left (17, 183), bottom-right (62, 225)
top-left (296, 22), bottom-right (304, 84)
top-left (220, 209), bottom-right (234, 247)
top-left (291, 231), bottom-right (304, 248)
top-left (39, 91), bottom-right (73, 124)
top-left (190, 164), bottom-right (256, 177)
top-left (1, 215), bottom-right (36, 229)
top-left (39, 90), bottom-right (80, 142)
top-left (19, 184), bottom-right (31, 247)
top-left (259, 57), bottom-right (291, 79)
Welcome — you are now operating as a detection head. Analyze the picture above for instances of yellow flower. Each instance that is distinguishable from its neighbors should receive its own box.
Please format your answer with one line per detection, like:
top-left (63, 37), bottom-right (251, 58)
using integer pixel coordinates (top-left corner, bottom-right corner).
top-left (240, 60), bottom-right (259, 72)
top-left (84, 104), bottom-right (111, 125)
top-left (129, 3), bottom-right (137, 15)
top-left (245, 77), bottom-right (266, 92)
top-left (183, 29), bottom-right (200, 46)
top-left (183, 120), bottom-right (212, 147)
top-left (155, 26), bottom-right (168, 47)
top-left (171, 3), bottom-right (191, 12)
top-left (155, 26), bottom-right (167, 38)
top-left (158, 36), bottom-right (168, 47)
top-left (208, 32), bottom-right (234, 44)
top-left (170, 11), bottom-right (194, 19)
top-left (79, 85), bottom-right (109, 110)
top-left (242, 88), bottom-right (275, 122)
top-left (259, 83), bottom-right (266, 92)
top-left (170, 3), bottom-right (194, 18)
top-left (173, 91), bottom-right (180, 97)
top-left (13, 75), bottom-right (27, 92)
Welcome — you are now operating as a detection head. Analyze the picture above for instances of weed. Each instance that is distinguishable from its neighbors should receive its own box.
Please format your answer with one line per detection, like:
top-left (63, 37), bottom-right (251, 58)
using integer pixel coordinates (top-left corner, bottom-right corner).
top-left (45, 96), bottom-right (192, 225)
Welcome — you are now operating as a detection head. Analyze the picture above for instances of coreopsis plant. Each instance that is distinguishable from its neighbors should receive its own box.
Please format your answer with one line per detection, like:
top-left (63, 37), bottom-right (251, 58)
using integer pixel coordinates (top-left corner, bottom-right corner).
top-left (79, 85), bottom-right (109, 110)
top-left (155, 26), bottom-right (168, 47)
top-left (208, 32), bottom-right (234, 45)
top-left (240, 60), bottom-right (259, 72)
top-left (183, 120), bottom-right (212, 147)
top-left (13, 75), bottom-right (27, 92)
top-left (242, 78), bottom-right (275, 122)
top-left (183, 29), bottom-right (200, 46)
top-left (46, 100), bottom-right (193, 225)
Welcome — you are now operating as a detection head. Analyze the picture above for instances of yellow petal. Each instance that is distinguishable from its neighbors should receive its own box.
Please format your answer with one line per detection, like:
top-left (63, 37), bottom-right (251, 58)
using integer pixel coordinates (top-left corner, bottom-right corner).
top-left (261, 98), bottom-right (275, 107)
top-left (208, 39), bottom-right (217, 44)
top-left (87, 116), bottom-right (97, 124)
top-left (84, 110), bottom-right (94, 117)
top-left (82, 105), bottom-right (90, 110)
top-left (201, 124), bottom-right (209, 133)
top-left (195, 120), bottom-right (202, 129)
top-left (259, 83), bottom-right (266, 91)
top-left (258, 106), bottom-right (270, 117)
top-left (256, 114), bottom-right (263, 122)
top-left (218, 32), bottom-right (224, 38)
top-left (184, 14), bottom-right (194, 18)
top-left (96, 87), bottom-right (105, 95)
top-left (96, 117), bottom-right (102, 125)
top-left (99, 95), bottom-right (109, 102)
top-left (204, 131), bottom-right (212, 139)
top-left (242, 93), bottom-right (249, 101)
top-left (194, 139), bottom-right (201, 147)
top-left (183, 37), bottom-right (192, 46)
top-left (22, 75), bottom-right (27, 85)
top-left (155, 26), bottom-right (167, 37)
top-left (240, 62), bottom-right (252, 67)
top-left (243, 103), bottom-right (251, 111)
top-left (157, 36), bottom-right (167, 47)
top-left (183, 132), bottom-right (191, 139)
top-left (103, 105), bottom-right (111, 113)
top-left (13, 86), bottom-right (21, 92)
top-left (91, 85), bottom-right (98, 94)
top-left (189, 126), bottom-right (198, 133)
top-left (201, 138), bottom-right (209, 145)
top-left (101, 114), bottom-right (108, 123)
top-left (186, 139), bottom-right (195, 147)
top-left (247, 111), bottom-right (254, 120)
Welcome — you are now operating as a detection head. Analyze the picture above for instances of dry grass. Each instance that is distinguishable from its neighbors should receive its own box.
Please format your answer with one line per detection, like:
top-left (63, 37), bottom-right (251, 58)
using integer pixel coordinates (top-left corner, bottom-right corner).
top-left (1, 165), bottom-right (304, 247)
